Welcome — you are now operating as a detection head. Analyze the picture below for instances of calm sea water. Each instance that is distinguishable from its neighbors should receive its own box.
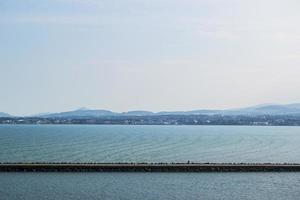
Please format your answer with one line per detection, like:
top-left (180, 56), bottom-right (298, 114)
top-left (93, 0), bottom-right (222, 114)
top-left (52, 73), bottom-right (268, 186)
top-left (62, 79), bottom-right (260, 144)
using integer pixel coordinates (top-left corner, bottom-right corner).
top-left (1, 172), bottom-right (300, 200)
top-left (0, 125), bottom-right (300, 163)
top-left (1, 125), bottom-right (300, 199)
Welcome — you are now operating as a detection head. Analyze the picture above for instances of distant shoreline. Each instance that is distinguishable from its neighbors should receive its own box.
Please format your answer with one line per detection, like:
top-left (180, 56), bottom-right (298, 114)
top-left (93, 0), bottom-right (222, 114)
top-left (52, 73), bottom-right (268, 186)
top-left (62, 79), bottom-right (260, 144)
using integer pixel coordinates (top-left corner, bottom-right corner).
top-left (1, 163), bottom-right (300, 172)
top-left (1, 114), bottom-right (300, 126)
top-left (1, 124), bottom-right (300, 127)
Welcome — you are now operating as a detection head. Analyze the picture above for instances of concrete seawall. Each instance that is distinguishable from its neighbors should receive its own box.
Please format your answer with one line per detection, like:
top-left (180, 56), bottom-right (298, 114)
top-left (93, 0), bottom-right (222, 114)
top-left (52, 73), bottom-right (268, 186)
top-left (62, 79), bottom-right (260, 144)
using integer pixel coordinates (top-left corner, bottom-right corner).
top-left (1, 163), bottom-right (300, 172)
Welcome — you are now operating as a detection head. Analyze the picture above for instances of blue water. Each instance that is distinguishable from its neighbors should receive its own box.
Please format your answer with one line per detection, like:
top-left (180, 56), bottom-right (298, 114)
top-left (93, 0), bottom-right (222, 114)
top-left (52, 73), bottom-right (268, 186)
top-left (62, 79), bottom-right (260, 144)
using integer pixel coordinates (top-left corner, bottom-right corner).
top-left (1, 125), bottom-right (300, 199)
top-left (1, 172), bottom-right (300, 200)
top-left (0, 125), bottom-right (300, 163)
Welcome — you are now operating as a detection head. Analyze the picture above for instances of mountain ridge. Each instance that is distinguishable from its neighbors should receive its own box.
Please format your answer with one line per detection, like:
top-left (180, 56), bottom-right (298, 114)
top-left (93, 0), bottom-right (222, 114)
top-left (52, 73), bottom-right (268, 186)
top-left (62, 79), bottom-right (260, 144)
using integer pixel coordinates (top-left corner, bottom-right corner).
top-left (2, 103), bottom-right (300, 118)
top-left (0, 112), bottom-right (12, 117)
top-left (34, 103), bottom-right (300, 118)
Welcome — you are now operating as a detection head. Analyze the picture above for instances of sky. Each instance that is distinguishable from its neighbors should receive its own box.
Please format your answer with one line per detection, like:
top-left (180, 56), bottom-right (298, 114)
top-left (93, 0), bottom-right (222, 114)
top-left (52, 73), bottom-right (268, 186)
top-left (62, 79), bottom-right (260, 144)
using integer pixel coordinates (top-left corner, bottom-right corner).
top-left (1, 0), bottom-right (300, 116)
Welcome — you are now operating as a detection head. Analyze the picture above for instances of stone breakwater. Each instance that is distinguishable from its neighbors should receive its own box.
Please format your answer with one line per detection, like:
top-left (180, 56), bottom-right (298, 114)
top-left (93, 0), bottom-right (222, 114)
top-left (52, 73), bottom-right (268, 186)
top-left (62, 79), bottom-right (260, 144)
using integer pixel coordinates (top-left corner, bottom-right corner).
top-left (1, 163), bottom-right (300, 172)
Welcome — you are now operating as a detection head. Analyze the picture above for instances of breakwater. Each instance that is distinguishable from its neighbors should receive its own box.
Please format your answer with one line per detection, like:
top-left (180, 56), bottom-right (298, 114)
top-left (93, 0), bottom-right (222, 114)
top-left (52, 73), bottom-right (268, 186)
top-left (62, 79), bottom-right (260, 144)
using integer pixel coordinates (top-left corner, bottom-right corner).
top-left (1, 163), bottom-right (300, 172)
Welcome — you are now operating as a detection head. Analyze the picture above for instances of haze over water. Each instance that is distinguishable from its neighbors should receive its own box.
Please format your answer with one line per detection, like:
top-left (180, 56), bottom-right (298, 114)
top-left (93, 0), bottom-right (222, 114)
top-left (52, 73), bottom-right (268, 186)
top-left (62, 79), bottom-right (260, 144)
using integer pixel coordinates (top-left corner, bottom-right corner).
top-left (1, 125), bottom-right (300, 163)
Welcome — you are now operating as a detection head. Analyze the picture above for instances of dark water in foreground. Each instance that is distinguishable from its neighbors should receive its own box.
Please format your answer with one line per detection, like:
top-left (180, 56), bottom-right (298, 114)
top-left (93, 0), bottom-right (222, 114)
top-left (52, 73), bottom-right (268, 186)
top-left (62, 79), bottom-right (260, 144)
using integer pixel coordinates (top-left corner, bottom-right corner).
top-left (1, 125), bottom-right (300, 163)
top-left (1, 172), bottom-right (300, 200)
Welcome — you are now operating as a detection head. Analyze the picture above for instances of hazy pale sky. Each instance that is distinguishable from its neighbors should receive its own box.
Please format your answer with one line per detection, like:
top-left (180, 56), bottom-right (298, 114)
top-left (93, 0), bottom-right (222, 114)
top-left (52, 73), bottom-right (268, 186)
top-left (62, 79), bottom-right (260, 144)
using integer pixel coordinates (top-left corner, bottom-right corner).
top-left (1, 0), bottom-right (300, 115)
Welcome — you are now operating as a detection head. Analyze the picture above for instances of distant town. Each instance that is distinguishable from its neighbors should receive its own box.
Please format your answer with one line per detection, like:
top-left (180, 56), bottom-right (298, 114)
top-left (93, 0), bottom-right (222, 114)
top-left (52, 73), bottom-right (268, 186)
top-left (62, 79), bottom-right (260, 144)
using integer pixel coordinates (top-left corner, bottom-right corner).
top-left (1, 114), bottom-right (300, 126)
top-left (2, 103), bottom-right (300, 126)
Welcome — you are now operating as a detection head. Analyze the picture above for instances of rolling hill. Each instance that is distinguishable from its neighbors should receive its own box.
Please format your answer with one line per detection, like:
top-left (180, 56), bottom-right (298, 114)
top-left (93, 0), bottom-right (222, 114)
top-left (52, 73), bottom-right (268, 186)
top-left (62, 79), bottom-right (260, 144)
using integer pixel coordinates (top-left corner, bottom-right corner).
top-left (33, 103), bottom-right (300, 118)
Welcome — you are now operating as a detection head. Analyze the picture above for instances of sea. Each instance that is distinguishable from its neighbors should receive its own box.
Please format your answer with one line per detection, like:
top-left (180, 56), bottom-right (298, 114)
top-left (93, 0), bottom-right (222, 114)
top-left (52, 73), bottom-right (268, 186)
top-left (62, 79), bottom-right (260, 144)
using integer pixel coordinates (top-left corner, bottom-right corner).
top-left (1, 125), bottom-right (300, 199)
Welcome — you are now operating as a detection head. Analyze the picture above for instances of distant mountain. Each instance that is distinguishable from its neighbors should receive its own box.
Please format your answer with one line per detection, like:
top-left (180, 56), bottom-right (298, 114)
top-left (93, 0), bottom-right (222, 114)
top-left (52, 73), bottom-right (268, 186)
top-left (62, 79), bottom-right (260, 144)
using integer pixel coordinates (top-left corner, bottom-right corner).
top-left (40, 109), bottom-right (117, 118)
top-left (33, 103), bottom-right (300, 118)
top-left (37, 108), bottom-right (223, 118)
top-left (121, 111), bottom-right (154, 116)
top-left (0, 112), bottom-right (12, 117)
top-left (157, 109), bottom-right (222, 115)
top-left (227, 103), bottom-right (300, 115)
top-left (39, 109), bottom-right (155, 118)
top-left (31, 112), bottom-right (52, 117)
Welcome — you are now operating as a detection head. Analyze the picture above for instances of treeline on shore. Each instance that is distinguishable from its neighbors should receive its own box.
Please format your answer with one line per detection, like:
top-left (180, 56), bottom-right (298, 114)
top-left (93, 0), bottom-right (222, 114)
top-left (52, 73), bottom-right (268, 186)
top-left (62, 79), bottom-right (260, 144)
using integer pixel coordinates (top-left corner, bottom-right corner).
top-left (1, 114), bottom-right (300, 126)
